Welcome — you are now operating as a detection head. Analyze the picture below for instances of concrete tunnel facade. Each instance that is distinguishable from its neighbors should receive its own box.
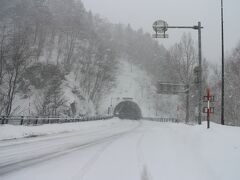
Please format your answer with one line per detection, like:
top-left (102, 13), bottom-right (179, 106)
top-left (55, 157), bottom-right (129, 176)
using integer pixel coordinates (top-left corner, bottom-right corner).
top-left (113, 101), bottom-right (142, 120)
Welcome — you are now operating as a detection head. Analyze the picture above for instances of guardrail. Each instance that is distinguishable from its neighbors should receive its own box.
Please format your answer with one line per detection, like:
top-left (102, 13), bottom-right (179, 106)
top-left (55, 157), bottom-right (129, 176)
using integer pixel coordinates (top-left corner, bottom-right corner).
top-left (143, 117), bottom-right (180, 123)
top-left (0, 115), bottom-right (114, 126)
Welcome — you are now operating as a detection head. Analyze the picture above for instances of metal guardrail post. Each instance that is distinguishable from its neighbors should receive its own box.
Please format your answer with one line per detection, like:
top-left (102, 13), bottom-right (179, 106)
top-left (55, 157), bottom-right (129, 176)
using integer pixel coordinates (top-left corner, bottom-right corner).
top-left (1, 116), bottom-right (4, 124)
top-left (35, 117), bottom-right (38, 125)
top-left (6, 116), bottom-right (8, 124)
top-left (20, 116), bottom-right (24, 125)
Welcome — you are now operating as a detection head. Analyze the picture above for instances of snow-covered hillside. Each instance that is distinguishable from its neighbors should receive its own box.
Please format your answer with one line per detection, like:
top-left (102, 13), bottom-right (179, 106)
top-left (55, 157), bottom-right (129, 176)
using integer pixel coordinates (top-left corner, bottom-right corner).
top-left (11, 73), bottom-right (96, 117)
top-left (100, 60), bottom-right (180, 118)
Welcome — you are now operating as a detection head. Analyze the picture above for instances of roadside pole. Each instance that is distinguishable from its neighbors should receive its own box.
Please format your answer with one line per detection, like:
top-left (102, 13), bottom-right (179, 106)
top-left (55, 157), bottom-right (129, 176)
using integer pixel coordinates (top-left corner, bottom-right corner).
top-left (198, 22), bottom-right (202, 125)
top-left (152, 20), bottom-right (203, 124)
top-left (203, 88), bottom-right (215, 129)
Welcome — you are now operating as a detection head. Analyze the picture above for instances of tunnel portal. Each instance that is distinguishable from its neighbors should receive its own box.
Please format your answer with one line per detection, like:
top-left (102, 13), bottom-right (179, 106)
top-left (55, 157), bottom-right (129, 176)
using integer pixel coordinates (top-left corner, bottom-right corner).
top-left (113, 101), bottom-right (142, 120)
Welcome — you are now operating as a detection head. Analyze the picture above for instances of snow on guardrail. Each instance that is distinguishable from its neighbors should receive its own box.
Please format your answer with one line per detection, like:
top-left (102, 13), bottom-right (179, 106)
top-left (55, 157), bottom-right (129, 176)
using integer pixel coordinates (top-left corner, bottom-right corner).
top-left (0, 115), bottom-right (114, 126)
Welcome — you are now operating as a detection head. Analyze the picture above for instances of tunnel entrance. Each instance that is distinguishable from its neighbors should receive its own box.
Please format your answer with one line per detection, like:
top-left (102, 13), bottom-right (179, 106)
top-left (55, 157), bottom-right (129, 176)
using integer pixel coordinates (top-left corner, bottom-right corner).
top-left (113, 101), bottom-right (142, 120)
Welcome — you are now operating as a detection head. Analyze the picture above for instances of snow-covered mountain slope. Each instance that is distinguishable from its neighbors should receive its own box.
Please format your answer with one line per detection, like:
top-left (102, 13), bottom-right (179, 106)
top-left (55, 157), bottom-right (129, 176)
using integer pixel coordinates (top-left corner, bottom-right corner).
top-left (100, 60), bottom-right (179, 117)
top-left (11, 73), bottom-right (96, 117)
top-left (11, 59), bottom-right (179, 118)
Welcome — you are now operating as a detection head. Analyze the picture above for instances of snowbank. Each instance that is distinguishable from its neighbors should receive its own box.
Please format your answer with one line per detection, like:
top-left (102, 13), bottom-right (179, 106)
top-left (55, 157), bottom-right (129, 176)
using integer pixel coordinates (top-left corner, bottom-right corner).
top-left (0, 118), bottom-right (120, 141)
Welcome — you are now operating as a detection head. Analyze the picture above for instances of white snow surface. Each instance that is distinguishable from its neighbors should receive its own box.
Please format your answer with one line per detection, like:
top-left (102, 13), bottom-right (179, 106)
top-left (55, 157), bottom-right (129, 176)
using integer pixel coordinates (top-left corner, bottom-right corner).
top-left (0, 118), bottom-right (120, 141)
top-left (0, 120), bottom-right (240, 180)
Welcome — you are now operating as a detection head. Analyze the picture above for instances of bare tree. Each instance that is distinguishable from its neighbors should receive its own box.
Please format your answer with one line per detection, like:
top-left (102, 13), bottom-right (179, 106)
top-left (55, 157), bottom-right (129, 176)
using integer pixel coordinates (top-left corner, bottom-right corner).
top-left (0, 25), bottom-right (10, 85)
top-left (224, 42), bottom-right (240, 126)
top-left (3, 25), bottom-right (34, 116)
top-left (35, 77), bottom-right (67, 117)
top-left (169, 33), bottom-right (198, 122)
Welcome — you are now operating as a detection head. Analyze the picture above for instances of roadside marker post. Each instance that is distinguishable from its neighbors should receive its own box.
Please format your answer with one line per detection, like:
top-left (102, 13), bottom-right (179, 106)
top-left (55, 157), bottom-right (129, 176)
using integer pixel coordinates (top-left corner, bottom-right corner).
top-left (203, 88), bottom-right (214, 129)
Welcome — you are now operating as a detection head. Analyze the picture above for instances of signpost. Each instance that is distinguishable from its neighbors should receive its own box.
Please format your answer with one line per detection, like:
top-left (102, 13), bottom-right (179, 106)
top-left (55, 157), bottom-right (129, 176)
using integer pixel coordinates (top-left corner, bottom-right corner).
top-left (203, 88), bottom-right (215, 129)
top-left (152, 19), bottom-right (203, 125)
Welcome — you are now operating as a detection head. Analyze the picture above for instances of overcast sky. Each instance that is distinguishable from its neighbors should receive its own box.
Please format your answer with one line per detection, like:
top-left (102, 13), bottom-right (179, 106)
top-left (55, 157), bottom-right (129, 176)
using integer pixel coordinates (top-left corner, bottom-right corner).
top-left (82, 0), bottom-right (240, 64)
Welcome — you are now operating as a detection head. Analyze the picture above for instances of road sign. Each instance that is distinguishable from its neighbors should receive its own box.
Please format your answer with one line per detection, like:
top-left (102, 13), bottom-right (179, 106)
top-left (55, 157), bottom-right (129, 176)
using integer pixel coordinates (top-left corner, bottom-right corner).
top-left (152, 33), bottom-right (169, 38)
top-left (152, 20), bottom-right (168, 33)
top-left (202, 88), bottom-right (214, 129)
top-left (156, 82), bottom-right (187, 94)
top-left (203, 95), bottom-right (215, 102)
top-left (203, 107), bottom-right (214, 113)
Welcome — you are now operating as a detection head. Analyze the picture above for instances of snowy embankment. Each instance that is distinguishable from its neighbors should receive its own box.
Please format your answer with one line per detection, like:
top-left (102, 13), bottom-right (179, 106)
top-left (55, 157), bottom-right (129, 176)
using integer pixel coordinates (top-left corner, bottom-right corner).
top-left (0, 118), bottom-right (120, 141)
top-left (138, 121), bottom-right (240, 180)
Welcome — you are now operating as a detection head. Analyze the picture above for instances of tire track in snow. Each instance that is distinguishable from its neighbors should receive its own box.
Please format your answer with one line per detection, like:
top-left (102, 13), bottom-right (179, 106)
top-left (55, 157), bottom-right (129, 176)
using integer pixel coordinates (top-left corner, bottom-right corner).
top-left (0, 121), bottom-right (128, 148)
top-left (0, 132), bottom-right (126, 175)
top-left (0, 121), bottom-right (141, 175)
top-left (71, 136), bottom-right (119, 180)
top-left (136, 123), bottom-right (153, 180)
top-left (71, 120), bottom-right (143, 180)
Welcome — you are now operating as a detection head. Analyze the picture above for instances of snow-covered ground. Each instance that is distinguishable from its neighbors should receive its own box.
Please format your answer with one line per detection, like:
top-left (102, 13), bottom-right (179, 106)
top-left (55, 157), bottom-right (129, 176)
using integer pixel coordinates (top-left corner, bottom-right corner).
top-left (0, 119), bottom-right (240, 180)
top-left (0, 118), bottom-right (121, 141)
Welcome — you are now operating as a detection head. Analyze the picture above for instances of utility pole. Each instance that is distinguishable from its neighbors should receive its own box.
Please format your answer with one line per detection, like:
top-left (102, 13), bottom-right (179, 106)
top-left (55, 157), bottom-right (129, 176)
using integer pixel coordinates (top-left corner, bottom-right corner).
top-left (186, 84), bottom-right (190, 123)
top-left (221, 0), bottom-right (225, 125)
top-left (198, 22), bottom-right (202, 125)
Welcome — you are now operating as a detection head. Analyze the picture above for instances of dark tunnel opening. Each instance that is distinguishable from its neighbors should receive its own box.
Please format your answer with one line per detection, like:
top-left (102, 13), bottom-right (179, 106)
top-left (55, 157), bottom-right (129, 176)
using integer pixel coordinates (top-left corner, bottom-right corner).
top-left (113, 101), bottom-right (142, 120)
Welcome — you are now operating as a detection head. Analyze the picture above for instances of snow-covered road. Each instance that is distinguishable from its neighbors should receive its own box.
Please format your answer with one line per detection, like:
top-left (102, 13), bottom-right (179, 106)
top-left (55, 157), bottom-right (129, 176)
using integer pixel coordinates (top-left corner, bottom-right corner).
top-left (1, 120), bottom-right (240, 180)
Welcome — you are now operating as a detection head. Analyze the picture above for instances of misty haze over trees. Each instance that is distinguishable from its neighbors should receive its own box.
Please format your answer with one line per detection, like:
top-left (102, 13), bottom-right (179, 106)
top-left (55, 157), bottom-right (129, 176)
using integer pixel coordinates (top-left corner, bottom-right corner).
top-left (0, 0), bottom-right (239, 126)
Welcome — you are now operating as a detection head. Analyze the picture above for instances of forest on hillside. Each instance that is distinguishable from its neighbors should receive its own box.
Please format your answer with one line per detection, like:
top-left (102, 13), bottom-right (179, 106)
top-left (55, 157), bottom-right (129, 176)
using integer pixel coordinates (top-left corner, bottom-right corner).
top-left (0, 0), bottom-right (168, 117)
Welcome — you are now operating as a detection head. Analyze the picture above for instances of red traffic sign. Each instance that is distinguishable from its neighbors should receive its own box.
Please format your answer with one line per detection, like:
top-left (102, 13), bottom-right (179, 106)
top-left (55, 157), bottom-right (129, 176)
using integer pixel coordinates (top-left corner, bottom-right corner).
top-left (203, 95), bottom-right (215, 102)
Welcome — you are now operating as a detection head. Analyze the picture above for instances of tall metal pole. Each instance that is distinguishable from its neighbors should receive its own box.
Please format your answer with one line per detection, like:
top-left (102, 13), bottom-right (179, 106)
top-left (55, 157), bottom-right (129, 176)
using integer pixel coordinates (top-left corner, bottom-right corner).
top-left (198, 22), bottom-right (202, 125)
top-left (152, 20), bottom-right (203, 124)
top-left (221, 0), bottom-right (225, 125)
top-left (186, 84), bottom-right (190, 123)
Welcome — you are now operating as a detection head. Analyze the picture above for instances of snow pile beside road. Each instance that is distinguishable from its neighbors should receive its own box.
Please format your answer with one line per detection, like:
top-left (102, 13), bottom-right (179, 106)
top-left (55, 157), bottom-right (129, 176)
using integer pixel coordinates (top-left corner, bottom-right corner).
top-left (0, 118), bottom-right (120, 141)
top-left (139, 121), bottom-right (240, 180)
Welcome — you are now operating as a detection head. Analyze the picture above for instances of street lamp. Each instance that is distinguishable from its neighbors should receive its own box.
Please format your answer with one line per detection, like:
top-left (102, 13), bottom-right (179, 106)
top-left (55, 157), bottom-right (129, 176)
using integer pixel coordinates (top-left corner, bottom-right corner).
top-left (221, 0), bottom-right (225, 125)
top-left (152, 20), bottom-right (203, 125)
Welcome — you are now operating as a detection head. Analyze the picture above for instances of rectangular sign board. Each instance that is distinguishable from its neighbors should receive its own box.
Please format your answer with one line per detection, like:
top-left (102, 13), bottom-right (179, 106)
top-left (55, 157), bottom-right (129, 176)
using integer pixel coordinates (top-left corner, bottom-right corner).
top-left (156, 82), bottom-right (187, 94)
top-left (203, 107), bottom-right (214, 114)
top-left (203, 96), bottom-right (215, 102)
top-left (152, 34), bottom-right (169, 38)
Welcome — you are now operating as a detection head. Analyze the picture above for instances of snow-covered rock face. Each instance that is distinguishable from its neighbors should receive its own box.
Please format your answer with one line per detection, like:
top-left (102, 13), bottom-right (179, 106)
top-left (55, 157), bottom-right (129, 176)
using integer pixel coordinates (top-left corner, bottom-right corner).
top-left (63, 72), bottom-right (96, 116)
